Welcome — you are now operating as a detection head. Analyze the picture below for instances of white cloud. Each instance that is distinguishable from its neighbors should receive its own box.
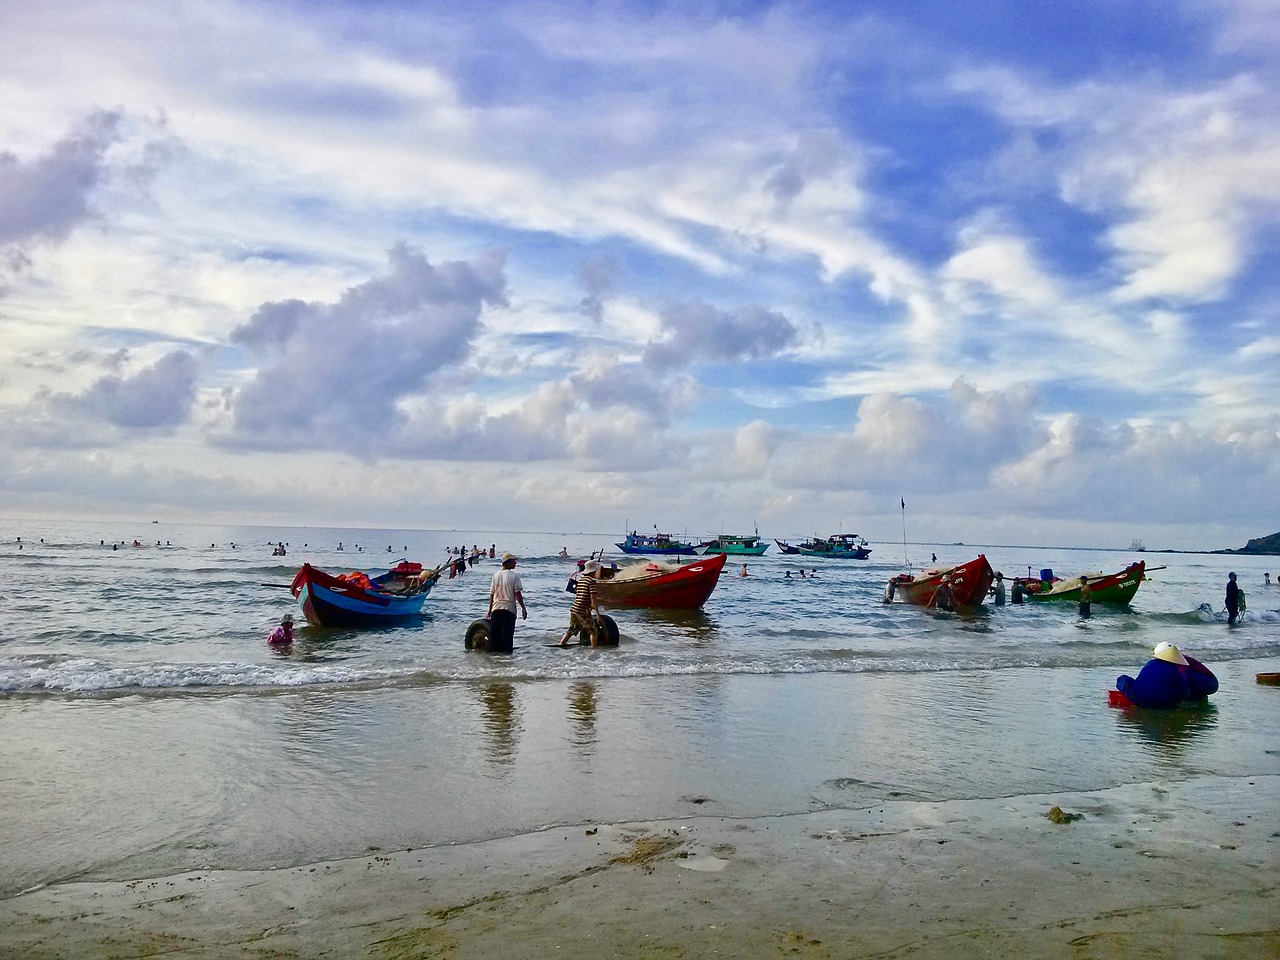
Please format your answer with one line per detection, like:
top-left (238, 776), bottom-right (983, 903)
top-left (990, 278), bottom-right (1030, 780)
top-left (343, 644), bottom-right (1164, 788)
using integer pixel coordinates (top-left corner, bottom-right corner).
top-left (226, 243), bottom-right (508, 453)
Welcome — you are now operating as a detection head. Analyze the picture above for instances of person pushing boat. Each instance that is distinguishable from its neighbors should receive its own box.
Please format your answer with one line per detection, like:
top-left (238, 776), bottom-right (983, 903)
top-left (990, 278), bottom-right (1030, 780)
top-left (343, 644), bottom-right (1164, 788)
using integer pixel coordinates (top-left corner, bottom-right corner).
top-left (560, 560), bottom-right (602, 647)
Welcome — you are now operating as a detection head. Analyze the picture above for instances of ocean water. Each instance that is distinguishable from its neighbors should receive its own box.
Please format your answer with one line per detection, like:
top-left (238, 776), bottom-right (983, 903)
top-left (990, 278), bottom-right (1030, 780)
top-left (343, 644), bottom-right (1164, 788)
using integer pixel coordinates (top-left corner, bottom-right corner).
top-left (2, 519), bottom-right (1278, 897)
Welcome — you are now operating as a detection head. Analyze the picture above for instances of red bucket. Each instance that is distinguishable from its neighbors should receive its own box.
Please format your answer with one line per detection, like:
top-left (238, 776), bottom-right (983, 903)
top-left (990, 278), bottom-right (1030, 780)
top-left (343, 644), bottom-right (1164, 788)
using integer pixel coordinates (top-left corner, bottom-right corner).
top-left (1108, 690), bottom-right (1133, 708)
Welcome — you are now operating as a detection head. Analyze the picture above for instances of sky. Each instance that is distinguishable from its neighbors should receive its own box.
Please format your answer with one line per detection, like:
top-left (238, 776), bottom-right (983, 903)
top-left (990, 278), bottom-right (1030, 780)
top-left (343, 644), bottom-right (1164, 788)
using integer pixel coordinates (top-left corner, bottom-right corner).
top-left (0, 0), bottom-right (1277, 550)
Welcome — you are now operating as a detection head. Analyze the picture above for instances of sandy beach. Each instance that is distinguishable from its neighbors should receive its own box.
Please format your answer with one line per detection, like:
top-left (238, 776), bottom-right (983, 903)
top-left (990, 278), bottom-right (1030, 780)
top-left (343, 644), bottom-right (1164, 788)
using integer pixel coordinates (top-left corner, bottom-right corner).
top-left (3, 774), bottom-right (1276, 959)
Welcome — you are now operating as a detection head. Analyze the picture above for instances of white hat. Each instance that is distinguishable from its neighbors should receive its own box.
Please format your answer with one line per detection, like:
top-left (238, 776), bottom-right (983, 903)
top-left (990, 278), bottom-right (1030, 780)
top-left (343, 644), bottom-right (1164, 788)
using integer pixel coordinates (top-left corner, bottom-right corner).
top-left (281, 613), bottom-right (294, 625)
top-left (583, 560), bottom-right (601, 574)
top-left (1153, 641), bottom-right (1188, 666)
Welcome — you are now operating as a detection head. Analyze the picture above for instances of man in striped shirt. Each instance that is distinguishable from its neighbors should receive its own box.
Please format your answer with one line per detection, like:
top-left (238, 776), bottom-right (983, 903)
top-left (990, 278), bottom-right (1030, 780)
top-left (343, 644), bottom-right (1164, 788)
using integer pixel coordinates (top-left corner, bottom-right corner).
top-left (559, 560), bottom-right (602, 646)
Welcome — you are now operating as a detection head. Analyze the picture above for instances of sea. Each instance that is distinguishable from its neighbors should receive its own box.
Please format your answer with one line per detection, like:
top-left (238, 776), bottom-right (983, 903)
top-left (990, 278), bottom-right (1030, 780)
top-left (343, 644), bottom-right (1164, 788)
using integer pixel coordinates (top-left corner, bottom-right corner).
top-left (2, 518), bottom-right (1278, 898)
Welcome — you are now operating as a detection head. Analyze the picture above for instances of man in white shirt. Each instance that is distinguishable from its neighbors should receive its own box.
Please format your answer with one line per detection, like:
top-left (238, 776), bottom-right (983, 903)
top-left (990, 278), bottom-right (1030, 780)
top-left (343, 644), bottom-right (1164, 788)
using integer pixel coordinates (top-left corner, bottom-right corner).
top-left (487, 553), bottom-right (527, 653)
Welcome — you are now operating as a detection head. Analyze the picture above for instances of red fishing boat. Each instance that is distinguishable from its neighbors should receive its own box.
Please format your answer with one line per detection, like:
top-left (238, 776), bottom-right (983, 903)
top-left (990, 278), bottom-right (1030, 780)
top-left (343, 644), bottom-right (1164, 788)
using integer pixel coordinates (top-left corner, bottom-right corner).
top-left (592, 552), bottom-right (728, 610)
top-left (888, 554), bottom-right (995, 610)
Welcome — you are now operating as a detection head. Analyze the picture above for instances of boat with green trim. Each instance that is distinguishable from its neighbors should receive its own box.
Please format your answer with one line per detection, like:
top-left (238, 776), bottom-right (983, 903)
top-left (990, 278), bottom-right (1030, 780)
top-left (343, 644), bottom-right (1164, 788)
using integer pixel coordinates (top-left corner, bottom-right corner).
top-left (798, 533), bottom-right (872, 559)
top-left (1017, 561), bottom-right (1147, 605)
top-left (698, 529), bottom-right (769, 555)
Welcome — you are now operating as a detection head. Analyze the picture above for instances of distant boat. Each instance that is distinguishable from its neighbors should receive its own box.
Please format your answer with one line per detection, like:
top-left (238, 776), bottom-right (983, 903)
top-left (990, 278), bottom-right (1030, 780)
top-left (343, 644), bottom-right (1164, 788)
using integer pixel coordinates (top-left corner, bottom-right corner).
top-left (1017, 561), bottom-right (1148, 605)
top-left (290, 560), bottom-right (440, 627)
top-left (798, 533), bottom-right (872, 559)
top-left (593, 552), bottom-right (728, 609)
top-left (774, 539), bottom-right (801, 554)
top-left (616, 528), bottom-right (697, 555)
top-left (699, 529), bottom-right (769, 555)
top-left (890, 555), bottom-right (995, 609)
top-left (1130, 539), bottom-right (1146, 552)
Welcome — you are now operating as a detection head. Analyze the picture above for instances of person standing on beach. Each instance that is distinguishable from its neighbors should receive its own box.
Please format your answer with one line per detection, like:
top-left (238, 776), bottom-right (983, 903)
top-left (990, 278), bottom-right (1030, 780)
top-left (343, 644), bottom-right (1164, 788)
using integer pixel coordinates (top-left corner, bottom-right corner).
top-left (560, 560), bottom-right (601, 647)
top-left (1078, 575), bottom-right (1092, 618)
top-left (1226, 572), bottom-right (1240, 624)
top-left (487, 553), bottom-right (527, 654)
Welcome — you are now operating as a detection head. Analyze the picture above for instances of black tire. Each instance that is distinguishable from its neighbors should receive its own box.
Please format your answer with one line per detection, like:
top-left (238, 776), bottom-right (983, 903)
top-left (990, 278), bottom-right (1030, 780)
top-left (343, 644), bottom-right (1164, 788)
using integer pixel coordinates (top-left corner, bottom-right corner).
top-left (595, 613), bottom-right (620, 647)
top-left (465, 618), bottom-right (491, 651)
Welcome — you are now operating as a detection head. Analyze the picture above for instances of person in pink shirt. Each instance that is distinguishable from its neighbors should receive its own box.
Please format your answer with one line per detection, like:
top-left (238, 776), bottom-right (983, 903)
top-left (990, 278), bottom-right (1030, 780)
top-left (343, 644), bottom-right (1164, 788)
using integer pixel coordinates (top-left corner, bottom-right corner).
top-left (267, 614), bottom-right (295, 645)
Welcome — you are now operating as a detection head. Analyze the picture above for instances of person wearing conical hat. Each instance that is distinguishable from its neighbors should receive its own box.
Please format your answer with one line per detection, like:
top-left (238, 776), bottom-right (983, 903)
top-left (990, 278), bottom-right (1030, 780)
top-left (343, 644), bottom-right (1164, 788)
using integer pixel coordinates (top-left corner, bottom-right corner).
top-left (1116, 642), bottom-right (1217, 708)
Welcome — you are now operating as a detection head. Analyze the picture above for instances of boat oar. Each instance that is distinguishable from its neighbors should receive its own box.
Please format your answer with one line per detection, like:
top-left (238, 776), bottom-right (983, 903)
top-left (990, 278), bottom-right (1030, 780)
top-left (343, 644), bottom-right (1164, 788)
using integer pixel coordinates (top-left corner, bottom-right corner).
top-left (259, 582), bottom-right (294, 588)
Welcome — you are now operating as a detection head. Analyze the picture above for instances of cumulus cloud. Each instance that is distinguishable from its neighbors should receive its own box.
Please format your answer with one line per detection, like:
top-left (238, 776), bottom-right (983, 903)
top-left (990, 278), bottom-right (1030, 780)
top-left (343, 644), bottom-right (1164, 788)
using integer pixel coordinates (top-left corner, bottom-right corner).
top-left (774, 379), bottom-right (1041, 492)
top-left (642, 301), bottom-right (801, 371)
top-left (994, 413), bottom-right (1280, 525)
top-left (0, 349), bottom-right (200, 449)
top-left (0, 111), bottom-right (123, 255)
top-left (62, 350), bottom-right (199, 429)
top-left (228, 243), bottom-right (508, 453)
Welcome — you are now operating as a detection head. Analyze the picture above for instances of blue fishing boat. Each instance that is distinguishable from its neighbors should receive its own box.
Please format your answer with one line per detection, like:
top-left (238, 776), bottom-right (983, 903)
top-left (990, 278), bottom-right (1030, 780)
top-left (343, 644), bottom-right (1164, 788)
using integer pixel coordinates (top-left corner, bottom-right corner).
top-left (290, 560), bottom-right (440, 627)
top-left (774, 539), bottom-right (800, 554)
top-left (616, 527), bottom-right (696, 555)
top-left (798, 533), bottom-right (872, 559)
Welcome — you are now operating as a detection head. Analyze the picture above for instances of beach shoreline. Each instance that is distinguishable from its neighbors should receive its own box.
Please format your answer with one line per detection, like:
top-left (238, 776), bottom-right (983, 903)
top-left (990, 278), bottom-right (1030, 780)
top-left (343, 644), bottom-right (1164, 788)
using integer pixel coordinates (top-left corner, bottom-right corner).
top-left (4, 774), bottom-right (1276, 959)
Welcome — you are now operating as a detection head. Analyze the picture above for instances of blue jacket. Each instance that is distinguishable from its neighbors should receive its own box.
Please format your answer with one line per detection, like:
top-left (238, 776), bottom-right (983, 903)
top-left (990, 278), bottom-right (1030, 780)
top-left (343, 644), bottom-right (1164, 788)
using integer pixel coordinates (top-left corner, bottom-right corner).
top-left (1117, 656), bottom-right (1217, 708)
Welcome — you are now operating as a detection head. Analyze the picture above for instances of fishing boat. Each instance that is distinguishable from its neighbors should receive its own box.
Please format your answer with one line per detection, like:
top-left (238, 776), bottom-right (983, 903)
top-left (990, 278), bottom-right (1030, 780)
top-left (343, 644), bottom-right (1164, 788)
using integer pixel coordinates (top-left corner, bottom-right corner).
top-left (592, 552), bottom-right (728, 609)
top-left (698, 529), bottom-right (769, 555)
top-left (774, 539), bottom-right (800, 554)
top-left (616, 528), bottom-right (697, 555)
top-left (290, 560), bottom-right (440, 627)
top-left (798, 533), bottom-right (872, 559)
top-left (889, 554), bottom-right (995, 609)
top-left (1018, 561), bottom-right (1147, 605)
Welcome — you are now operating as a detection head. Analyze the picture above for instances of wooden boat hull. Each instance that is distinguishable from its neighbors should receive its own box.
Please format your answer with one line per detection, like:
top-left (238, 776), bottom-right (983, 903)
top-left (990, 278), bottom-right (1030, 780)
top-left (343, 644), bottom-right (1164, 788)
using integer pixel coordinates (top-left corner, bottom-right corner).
top-left (290, 562), bottom-right (436, 627)
top-left (594, 553), bottom-right (728, 610)
top-left (892, 555), bottom-right (995, 609)
top-left (1025, 561), bottom-right (1146, 604)
top-left (774, 540), bottom-right (800, 554)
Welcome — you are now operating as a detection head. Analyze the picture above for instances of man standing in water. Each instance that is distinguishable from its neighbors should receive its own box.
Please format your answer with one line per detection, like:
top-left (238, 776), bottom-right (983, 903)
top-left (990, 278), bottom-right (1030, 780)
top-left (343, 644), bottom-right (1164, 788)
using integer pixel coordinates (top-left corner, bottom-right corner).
top-left (1226, 572), bottom-right (1241, 625)
top-left (561, 560), bottom-right (602, 646)
top-left (487, 554), bottom-right (527, 654)
top-left (1078, 575), bottom-right (1092, 618)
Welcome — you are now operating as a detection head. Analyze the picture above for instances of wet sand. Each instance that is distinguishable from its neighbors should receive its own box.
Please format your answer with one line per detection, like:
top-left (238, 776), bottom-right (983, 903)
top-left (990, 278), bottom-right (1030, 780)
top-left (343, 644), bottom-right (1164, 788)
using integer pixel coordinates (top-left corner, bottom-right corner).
top-left (3, 774), bottom-right (1276, 959)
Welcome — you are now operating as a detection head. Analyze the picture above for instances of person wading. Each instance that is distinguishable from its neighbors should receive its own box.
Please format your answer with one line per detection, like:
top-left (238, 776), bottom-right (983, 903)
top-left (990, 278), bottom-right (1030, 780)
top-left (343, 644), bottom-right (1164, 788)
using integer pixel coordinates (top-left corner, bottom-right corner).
top-left (487, 553), bottom-right (527, 654)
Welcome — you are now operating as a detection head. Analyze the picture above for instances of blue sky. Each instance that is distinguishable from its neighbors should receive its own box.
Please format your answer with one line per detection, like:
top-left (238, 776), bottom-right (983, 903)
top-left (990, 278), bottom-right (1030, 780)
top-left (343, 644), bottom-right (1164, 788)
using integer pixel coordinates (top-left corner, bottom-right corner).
top-left (0, 0), bottom-right (1277, 549)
